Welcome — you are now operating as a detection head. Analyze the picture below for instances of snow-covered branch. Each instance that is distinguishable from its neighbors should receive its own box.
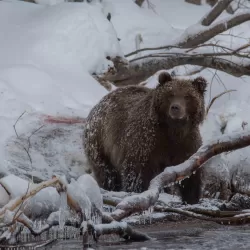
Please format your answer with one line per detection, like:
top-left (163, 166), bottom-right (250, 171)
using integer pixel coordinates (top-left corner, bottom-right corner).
top-left (97, 2), bottom-right (250, 86)
top-left (110, 130), bottom-right (250, 221)
top-left (200, 0), bottom-right (234, 26)
top-left (205, 89), bottom-right (237, 115)
top-left (0, 177), bottom-right (63, 218)
top-left (99, 53), bottom-right (250, 86)
top-left (179, 11), bottom-right (250, 48)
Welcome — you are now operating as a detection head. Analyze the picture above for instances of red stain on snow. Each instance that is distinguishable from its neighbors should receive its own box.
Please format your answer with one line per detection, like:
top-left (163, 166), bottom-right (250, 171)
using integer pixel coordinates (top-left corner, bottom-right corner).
top-left (42, 115), bottom-right (86, 125)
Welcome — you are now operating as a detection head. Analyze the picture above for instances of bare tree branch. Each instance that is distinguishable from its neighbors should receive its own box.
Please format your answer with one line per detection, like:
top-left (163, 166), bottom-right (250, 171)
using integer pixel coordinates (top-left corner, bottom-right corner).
top-left (13, 111), bottom-right (26, 138)
top-left (96, 4), bottom-right (250, 88)
top-left (125, 45), bottom-right (182, 58)
top-left (110, 130), bottom-right (250, 221)
top-left (185, 42), bottom-right (241, 53)
top-left (206, 89), bottom-right (237, 115)
top-left (178, 11), bottom-right (250, 48)
top-left (125, 11), bottom-right (250, 58)
top-left (13, 113), bottom-right (45, 184)
top-left (99, 55), bottom-right (250, 86)
top-left (130, 50), bottom-right (250, 62)
top-left (200, 0), bottom-right (234, 26)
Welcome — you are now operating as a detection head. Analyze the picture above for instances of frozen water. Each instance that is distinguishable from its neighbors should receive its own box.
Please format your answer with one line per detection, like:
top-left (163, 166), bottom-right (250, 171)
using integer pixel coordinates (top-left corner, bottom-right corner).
top-left (77, 174), bottom-right (103, 213)
top-left (59, 192), bottom-right (68, 229)
top-left (67, 178), bottom-right (92, 220)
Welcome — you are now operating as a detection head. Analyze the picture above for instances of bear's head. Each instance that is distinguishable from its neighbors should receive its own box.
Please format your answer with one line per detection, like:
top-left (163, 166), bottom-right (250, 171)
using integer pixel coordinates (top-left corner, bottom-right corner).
top-left (154, 71), bottom-right (207, 126)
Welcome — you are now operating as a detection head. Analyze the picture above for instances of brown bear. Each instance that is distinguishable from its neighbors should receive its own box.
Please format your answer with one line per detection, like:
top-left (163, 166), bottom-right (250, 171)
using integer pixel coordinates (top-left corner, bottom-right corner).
top-left (83, 71), bottom-right (207, 204)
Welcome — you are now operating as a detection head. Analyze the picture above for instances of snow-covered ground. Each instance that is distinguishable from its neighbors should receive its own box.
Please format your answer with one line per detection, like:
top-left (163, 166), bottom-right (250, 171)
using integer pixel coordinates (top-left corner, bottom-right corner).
top-left (0, 0), bottom-right (250, 196)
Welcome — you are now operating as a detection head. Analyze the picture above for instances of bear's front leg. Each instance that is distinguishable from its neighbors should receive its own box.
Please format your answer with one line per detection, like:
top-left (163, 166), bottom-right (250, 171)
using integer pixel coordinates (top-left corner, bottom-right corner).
top-left (178, 167), bottom-right (202, 204)
top-left (120, 161), bottom-right (147, 193)
top-left (120, 159), bottom-right (156, 193)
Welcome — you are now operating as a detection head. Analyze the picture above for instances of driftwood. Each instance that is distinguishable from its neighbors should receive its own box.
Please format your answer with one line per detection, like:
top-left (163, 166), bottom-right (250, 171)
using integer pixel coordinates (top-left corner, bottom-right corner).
top-left (154, 205), bottom-right (250, 225)
top-left (88, 220), bottom-right (151, 242)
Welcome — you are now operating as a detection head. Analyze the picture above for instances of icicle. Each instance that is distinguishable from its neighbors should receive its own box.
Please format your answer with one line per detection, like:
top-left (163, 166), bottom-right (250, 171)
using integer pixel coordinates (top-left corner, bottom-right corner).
top-left (148, 206), bottom-right (153, 224)
top-left (59, 191), bottom-right (68, 229)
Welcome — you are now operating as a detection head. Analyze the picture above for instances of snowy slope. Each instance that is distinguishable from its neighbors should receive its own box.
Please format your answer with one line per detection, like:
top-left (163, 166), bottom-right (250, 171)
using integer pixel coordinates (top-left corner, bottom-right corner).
top-left (0, 0), bottom-right (122, 180)
top-left (0, 0), bottom-right (250, 195)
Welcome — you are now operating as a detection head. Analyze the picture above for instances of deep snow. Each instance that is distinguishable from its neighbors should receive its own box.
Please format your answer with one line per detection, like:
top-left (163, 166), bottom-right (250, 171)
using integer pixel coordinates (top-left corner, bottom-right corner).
top-left (0, 0), bottom-right (250, 198)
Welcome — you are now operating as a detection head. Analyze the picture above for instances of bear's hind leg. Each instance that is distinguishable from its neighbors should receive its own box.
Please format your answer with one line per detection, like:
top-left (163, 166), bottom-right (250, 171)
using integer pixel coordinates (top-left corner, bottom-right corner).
top-left (178, 168), bottom-right (201, 205)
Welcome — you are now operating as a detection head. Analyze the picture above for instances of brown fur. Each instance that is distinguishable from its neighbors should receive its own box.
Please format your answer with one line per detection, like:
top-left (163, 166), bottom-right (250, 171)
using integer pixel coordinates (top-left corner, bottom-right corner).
top-left (83, 72), bottom-right (208, 204)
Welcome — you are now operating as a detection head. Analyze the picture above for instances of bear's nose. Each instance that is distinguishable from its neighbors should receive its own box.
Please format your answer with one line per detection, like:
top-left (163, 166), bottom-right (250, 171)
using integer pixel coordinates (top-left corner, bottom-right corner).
top-left (170, 104), bottom-right (180, 111)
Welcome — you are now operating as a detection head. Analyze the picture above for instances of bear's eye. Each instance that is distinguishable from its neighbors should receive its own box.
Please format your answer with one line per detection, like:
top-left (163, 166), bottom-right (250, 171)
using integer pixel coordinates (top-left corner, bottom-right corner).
top-left (184, 95), bottom-right (190, 99)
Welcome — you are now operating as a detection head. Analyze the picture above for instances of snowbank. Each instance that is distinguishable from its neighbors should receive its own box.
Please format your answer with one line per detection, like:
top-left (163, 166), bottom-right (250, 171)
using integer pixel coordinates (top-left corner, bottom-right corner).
top-left (0, 0), bottom-right (250, 196)
top-left (0, 0), bottom-right (123, 180)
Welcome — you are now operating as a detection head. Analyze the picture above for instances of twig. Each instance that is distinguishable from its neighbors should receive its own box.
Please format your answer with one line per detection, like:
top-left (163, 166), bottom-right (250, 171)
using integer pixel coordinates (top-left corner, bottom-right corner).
top-left (125, 45), bottom-right (182, 58)
top-left (129, 50), bottom-right (250, 63)
top-left (234, 43), bottom-right (250, 53)
top-left (13, 112), bottom-right (45, 183)
top-left (27, 125), bottom-right (45, 154)
top-left (208, 69), bottom-right (217, 103)
top-left (185, 42), bottom-right (236, 53)
top-left (206, 89), bottom-right (237, 115)
top-left (146, 0), bottom-right (157, 14)
top-left (13, 111), bottom-right (26, 138)
top-left (15, 141), bottom-right (33, 165)
top-left (176, 66), bottom-right (206, 76)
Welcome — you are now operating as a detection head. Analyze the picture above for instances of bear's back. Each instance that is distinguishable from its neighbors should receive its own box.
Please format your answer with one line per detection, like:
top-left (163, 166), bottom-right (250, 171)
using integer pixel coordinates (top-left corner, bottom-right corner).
top-left (84, 85), bottom-right (151, 149)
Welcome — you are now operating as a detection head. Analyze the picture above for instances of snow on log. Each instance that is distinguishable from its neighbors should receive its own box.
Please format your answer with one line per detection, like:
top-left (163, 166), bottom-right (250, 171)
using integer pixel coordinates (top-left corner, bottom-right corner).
top-left (200, 0), bottom-right (234, 26)
top-left (111, 130), bottom-right (250, 221)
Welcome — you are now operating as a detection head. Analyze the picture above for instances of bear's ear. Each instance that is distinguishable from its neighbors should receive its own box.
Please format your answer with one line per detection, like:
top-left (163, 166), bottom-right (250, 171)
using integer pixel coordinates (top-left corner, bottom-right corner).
top-left (157, 71), bottom-right (172, 87)
top-left (192, 76), bottom-right (207, 95)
